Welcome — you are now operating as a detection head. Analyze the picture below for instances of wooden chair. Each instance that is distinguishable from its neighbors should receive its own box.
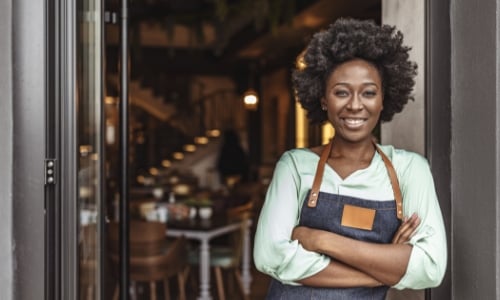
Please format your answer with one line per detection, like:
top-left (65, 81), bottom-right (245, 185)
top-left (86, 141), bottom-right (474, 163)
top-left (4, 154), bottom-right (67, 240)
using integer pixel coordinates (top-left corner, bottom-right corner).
top-left (188, 201), bottom-right (253, 300)
top-left (109, 221), bottom-right (189, 300)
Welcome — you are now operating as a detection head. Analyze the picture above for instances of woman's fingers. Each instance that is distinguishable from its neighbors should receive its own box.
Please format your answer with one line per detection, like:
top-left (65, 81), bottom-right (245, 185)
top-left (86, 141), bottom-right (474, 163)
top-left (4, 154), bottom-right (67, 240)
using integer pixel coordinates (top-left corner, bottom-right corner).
top-left (401, 214), bottom-right (420, 242)
top-left (292, 226), bottom-right (323, 251)
top-left (392, 213), bottom-right (420, 244)
top-left (394, 216), bottom-right (415, 243)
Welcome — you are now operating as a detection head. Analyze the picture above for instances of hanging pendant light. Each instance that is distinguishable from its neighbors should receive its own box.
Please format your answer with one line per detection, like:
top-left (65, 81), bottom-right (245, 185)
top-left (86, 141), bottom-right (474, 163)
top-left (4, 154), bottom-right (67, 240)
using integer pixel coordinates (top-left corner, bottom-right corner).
top-left (243, 63), bottom-right (259, 111)
top-left (243, 88), bottom-right (259, 111)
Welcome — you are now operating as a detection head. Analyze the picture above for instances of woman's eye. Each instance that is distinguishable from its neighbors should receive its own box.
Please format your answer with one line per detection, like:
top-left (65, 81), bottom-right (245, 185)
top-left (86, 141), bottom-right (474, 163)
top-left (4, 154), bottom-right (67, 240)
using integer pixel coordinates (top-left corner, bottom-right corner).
top-left (334, 90), bottom-right (349, 97)
top-left (363, 90), bottom-right (377, 97)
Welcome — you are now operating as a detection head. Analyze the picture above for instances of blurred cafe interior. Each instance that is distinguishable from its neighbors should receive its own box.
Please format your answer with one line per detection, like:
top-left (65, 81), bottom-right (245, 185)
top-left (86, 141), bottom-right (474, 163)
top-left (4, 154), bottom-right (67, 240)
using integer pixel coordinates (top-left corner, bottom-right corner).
top-left (76, 0), bottom-right (382, 299)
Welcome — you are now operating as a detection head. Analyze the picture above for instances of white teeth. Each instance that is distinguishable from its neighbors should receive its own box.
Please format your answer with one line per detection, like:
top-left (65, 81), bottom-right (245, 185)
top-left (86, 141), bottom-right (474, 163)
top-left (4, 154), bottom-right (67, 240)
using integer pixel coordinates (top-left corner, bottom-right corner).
top-left (344, 118), bottom-right (365, 125)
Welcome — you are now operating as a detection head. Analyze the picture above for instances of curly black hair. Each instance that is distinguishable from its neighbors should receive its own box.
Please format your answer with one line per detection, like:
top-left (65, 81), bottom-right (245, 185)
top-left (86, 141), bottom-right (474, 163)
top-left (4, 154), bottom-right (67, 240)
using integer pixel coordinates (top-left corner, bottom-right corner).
top-left (292, 18), bottom-right (417, 124)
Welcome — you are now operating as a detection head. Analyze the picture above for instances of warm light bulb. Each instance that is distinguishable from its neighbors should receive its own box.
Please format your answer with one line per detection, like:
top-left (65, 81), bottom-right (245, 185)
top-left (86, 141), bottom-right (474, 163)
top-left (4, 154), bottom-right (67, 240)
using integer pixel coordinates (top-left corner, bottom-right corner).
top-left (206, 129), bottom-right (221, 137)
top-left (183, 144), bottom-right (196, 152)
top-left (161, 160), bottom-right (171, 168)
top-left (243, 89), bottom-right (258, 110)
top-left (194, 136), bottom-right (209, 144)
top-left (172, 152), bottom-right (184, 160)
top-left (149, 167), bottom-right (159, 176)
top-left (244, 94), bottom-right (257, 104)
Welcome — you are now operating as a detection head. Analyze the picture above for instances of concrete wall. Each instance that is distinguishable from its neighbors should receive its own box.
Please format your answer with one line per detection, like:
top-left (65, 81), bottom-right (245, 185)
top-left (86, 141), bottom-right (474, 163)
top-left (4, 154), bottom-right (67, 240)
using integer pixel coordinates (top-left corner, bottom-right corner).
top-left (451, 0), bottom-right (500, 298)
top-left (12, 0), bottom-right (46, 299)
top-left (381, 0), bottom-right (426, 156)
top-left (0, 0), bottom-right (14, 298)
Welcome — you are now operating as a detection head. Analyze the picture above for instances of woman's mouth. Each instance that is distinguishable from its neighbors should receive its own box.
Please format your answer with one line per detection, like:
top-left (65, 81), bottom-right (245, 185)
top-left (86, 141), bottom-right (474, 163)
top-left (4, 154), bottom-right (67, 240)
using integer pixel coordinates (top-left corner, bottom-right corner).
top-left (341, 118), bottom-right (367, 129)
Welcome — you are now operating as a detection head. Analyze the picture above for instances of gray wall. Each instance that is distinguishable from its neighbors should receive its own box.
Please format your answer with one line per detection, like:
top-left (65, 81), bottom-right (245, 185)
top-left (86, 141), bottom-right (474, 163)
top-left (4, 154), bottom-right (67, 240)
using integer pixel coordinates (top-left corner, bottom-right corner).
top-left (0, 0), bottom-right (14, 298)
top-left (12, 0), bottom-right (46, 299)
top-left (451, 0), bottom-right (500, 299)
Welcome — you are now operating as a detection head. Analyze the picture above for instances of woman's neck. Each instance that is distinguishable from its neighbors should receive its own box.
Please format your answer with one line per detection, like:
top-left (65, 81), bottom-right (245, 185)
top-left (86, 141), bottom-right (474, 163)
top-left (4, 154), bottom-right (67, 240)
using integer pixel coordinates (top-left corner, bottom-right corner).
top-left (330, 137), bottom-right (375, 162)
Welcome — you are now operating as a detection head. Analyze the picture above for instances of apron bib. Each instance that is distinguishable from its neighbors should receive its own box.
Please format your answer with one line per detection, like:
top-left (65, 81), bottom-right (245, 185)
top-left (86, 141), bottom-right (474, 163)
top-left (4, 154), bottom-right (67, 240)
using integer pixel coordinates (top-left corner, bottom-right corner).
top-left (266, 140), bottom-right (403, 300)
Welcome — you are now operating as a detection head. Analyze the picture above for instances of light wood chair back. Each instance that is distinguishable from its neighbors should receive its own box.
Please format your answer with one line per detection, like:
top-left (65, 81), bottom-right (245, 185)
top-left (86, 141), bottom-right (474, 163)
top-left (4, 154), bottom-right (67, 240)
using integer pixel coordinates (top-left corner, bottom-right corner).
top-left (108, 221), bottom-right (188, 300)
top-left (108, 221), bottom-right (166, 256)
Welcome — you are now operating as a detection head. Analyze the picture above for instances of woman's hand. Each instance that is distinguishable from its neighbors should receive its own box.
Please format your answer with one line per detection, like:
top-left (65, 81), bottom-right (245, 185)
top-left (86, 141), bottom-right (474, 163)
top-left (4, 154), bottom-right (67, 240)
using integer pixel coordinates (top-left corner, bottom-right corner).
top-left (293, 215), bottom-right (418, 286)
top-left (294, 213), bottom-right (421, 250)
top-left (392, 213), bottom-right (421, 244)
top-left (292, 226), bottom-right (324, 252)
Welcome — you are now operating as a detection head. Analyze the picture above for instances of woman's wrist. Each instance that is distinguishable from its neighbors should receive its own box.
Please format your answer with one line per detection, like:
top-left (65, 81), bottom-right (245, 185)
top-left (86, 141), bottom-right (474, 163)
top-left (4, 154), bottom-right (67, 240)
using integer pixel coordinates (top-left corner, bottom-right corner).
top-left (315, 230), bottom-right (331, 253)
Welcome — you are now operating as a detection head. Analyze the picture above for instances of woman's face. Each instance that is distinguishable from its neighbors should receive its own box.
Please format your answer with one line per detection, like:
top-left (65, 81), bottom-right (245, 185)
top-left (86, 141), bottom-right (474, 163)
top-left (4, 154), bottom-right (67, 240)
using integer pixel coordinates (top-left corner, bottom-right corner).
top-left (321, 59), bottom-right (383, 144)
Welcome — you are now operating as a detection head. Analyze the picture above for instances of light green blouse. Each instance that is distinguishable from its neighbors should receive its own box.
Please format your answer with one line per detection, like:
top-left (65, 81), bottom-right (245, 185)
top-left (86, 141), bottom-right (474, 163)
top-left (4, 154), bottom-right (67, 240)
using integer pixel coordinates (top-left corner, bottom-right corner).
top-left (253, 144), bottom-right (447, 290)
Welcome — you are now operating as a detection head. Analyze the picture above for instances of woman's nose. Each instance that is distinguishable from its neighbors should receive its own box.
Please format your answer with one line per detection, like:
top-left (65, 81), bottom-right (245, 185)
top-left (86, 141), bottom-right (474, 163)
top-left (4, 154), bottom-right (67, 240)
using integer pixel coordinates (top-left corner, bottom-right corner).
top-left (347, 94), bottom-right (363, 110)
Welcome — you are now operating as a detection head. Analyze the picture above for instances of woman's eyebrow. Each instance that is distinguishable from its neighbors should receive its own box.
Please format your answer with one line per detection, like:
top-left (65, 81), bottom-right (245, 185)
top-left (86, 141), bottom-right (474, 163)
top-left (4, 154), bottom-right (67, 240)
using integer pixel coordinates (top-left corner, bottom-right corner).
top-left (332, 82), bottom-right (379, 87)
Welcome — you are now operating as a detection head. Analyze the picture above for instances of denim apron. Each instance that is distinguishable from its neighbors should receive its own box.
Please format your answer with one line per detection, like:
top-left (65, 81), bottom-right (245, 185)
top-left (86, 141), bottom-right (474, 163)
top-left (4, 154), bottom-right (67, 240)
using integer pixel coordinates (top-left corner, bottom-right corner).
top-left (266, 140), bottom-right (403, 300)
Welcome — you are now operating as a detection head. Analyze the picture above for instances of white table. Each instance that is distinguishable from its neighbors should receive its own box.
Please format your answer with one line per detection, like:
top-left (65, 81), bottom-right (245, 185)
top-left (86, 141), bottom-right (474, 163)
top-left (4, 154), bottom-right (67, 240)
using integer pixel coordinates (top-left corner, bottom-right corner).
top-left (166, 217), bottom-right (253, 300)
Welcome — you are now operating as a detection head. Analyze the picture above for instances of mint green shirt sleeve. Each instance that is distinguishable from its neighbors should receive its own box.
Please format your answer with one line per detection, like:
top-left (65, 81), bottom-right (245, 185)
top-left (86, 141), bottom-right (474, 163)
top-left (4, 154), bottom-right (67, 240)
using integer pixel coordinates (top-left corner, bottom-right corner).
top-left (253, 152), bottom-right (330, 284)
top-left (392, 151), bottom-right (447, 289)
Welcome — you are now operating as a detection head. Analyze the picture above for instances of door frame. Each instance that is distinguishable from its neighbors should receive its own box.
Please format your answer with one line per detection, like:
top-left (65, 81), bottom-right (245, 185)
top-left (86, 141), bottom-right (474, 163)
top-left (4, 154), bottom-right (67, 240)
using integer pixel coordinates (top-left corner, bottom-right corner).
top-left (36, 0), bottom-right (454, 299)
top-left (425, 0), bottom-right (451, 299)
top-left (46, 0), bottom-right (108, 299)
top-left (47, 0), bottom-right (79, 299)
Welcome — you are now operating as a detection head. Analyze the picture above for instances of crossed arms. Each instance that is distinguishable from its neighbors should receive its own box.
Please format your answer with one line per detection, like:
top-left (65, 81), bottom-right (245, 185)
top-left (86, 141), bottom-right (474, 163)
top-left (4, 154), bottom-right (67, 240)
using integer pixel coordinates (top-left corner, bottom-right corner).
top-left (294, 213), bottom-right (420, 288)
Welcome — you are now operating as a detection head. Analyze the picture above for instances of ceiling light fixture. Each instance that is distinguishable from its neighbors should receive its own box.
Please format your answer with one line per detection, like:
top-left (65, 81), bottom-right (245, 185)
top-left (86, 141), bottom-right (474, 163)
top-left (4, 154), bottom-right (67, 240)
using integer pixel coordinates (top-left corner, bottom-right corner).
top-left (172, 152), bottom-right (184, 160)
top-left (194, 136), bottom-right (209, 145)
top-left (161, 160), bottom-right (172, 168)
top-left (243, 88), bottom-right (258, 111)
top-left (206, 129), bottom-right (221, 138)
top-left (183, 144), bottom-right (197, 152)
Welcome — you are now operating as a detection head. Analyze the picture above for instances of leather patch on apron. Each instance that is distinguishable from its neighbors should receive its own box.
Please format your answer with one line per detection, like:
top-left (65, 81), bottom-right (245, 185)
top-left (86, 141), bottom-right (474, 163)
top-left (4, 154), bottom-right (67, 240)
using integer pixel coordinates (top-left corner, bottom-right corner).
top-left (341, 204), bottom-right (376, 230)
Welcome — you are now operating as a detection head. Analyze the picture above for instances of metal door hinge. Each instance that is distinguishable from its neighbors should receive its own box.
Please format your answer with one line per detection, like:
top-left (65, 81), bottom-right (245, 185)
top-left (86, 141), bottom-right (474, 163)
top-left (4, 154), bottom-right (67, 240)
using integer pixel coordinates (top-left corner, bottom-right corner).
top-left (45, 159), bottom-right (56, 185)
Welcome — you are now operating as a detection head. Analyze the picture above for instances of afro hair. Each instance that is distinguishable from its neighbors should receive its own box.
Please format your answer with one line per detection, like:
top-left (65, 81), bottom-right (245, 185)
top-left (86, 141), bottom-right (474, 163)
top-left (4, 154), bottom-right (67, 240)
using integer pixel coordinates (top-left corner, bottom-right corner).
top-left (292, 18), bottom-right (417, 124)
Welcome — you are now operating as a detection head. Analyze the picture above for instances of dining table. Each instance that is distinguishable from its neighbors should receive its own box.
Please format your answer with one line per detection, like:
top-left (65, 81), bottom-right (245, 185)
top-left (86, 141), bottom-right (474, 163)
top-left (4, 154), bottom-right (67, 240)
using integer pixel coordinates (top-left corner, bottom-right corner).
top-left (166, 214), bottom-right (253, 300)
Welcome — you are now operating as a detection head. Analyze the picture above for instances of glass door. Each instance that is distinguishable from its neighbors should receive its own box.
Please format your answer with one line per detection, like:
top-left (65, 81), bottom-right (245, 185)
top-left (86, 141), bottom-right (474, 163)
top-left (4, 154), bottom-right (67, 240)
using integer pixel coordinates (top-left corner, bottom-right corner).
top-left (76, 0), bottom-right (106, 299)
top-left (50, 0), bottom-right (129, 298)
top-left (49, 0), bottom-right (109, 299)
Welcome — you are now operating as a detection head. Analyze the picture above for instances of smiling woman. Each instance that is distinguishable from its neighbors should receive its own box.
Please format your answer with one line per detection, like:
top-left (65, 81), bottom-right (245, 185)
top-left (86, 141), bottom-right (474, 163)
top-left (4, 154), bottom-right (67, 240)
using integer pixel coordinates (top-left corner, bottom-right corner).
top-left (321, 59), bottom-right (383, 146)
top-left (253, 18), bottom-right (447, 300)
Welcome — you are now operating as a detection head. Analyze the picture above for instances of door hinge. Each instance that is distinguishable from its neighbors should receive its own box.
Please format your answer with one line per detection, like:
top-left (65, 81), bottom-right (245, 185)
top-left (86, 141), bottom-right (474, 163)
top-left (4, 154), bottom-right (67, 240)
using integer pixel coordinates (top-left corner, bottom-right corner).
top-left (45, 159), bottom-right (56, 185)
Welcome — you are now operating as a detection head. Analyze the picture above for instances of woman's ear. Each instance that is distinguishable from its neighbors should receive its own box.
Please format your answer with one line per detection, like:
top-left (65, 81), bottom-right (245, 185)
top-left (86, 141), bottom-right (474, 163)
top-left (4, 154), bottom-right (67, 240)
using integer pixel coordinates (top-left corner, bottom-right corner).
top-left (320, 97), bottom-right (327, 111)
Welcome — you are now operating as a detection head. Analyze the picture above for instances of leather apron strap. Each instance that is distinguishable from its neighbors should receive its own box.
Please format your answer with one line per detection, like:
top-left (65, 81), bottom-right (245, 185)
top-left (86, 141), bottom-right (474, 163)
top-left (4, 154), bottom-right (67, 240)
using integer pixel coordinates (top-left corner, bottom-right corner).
top-left (307, 139), bottom-right (403, 220)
